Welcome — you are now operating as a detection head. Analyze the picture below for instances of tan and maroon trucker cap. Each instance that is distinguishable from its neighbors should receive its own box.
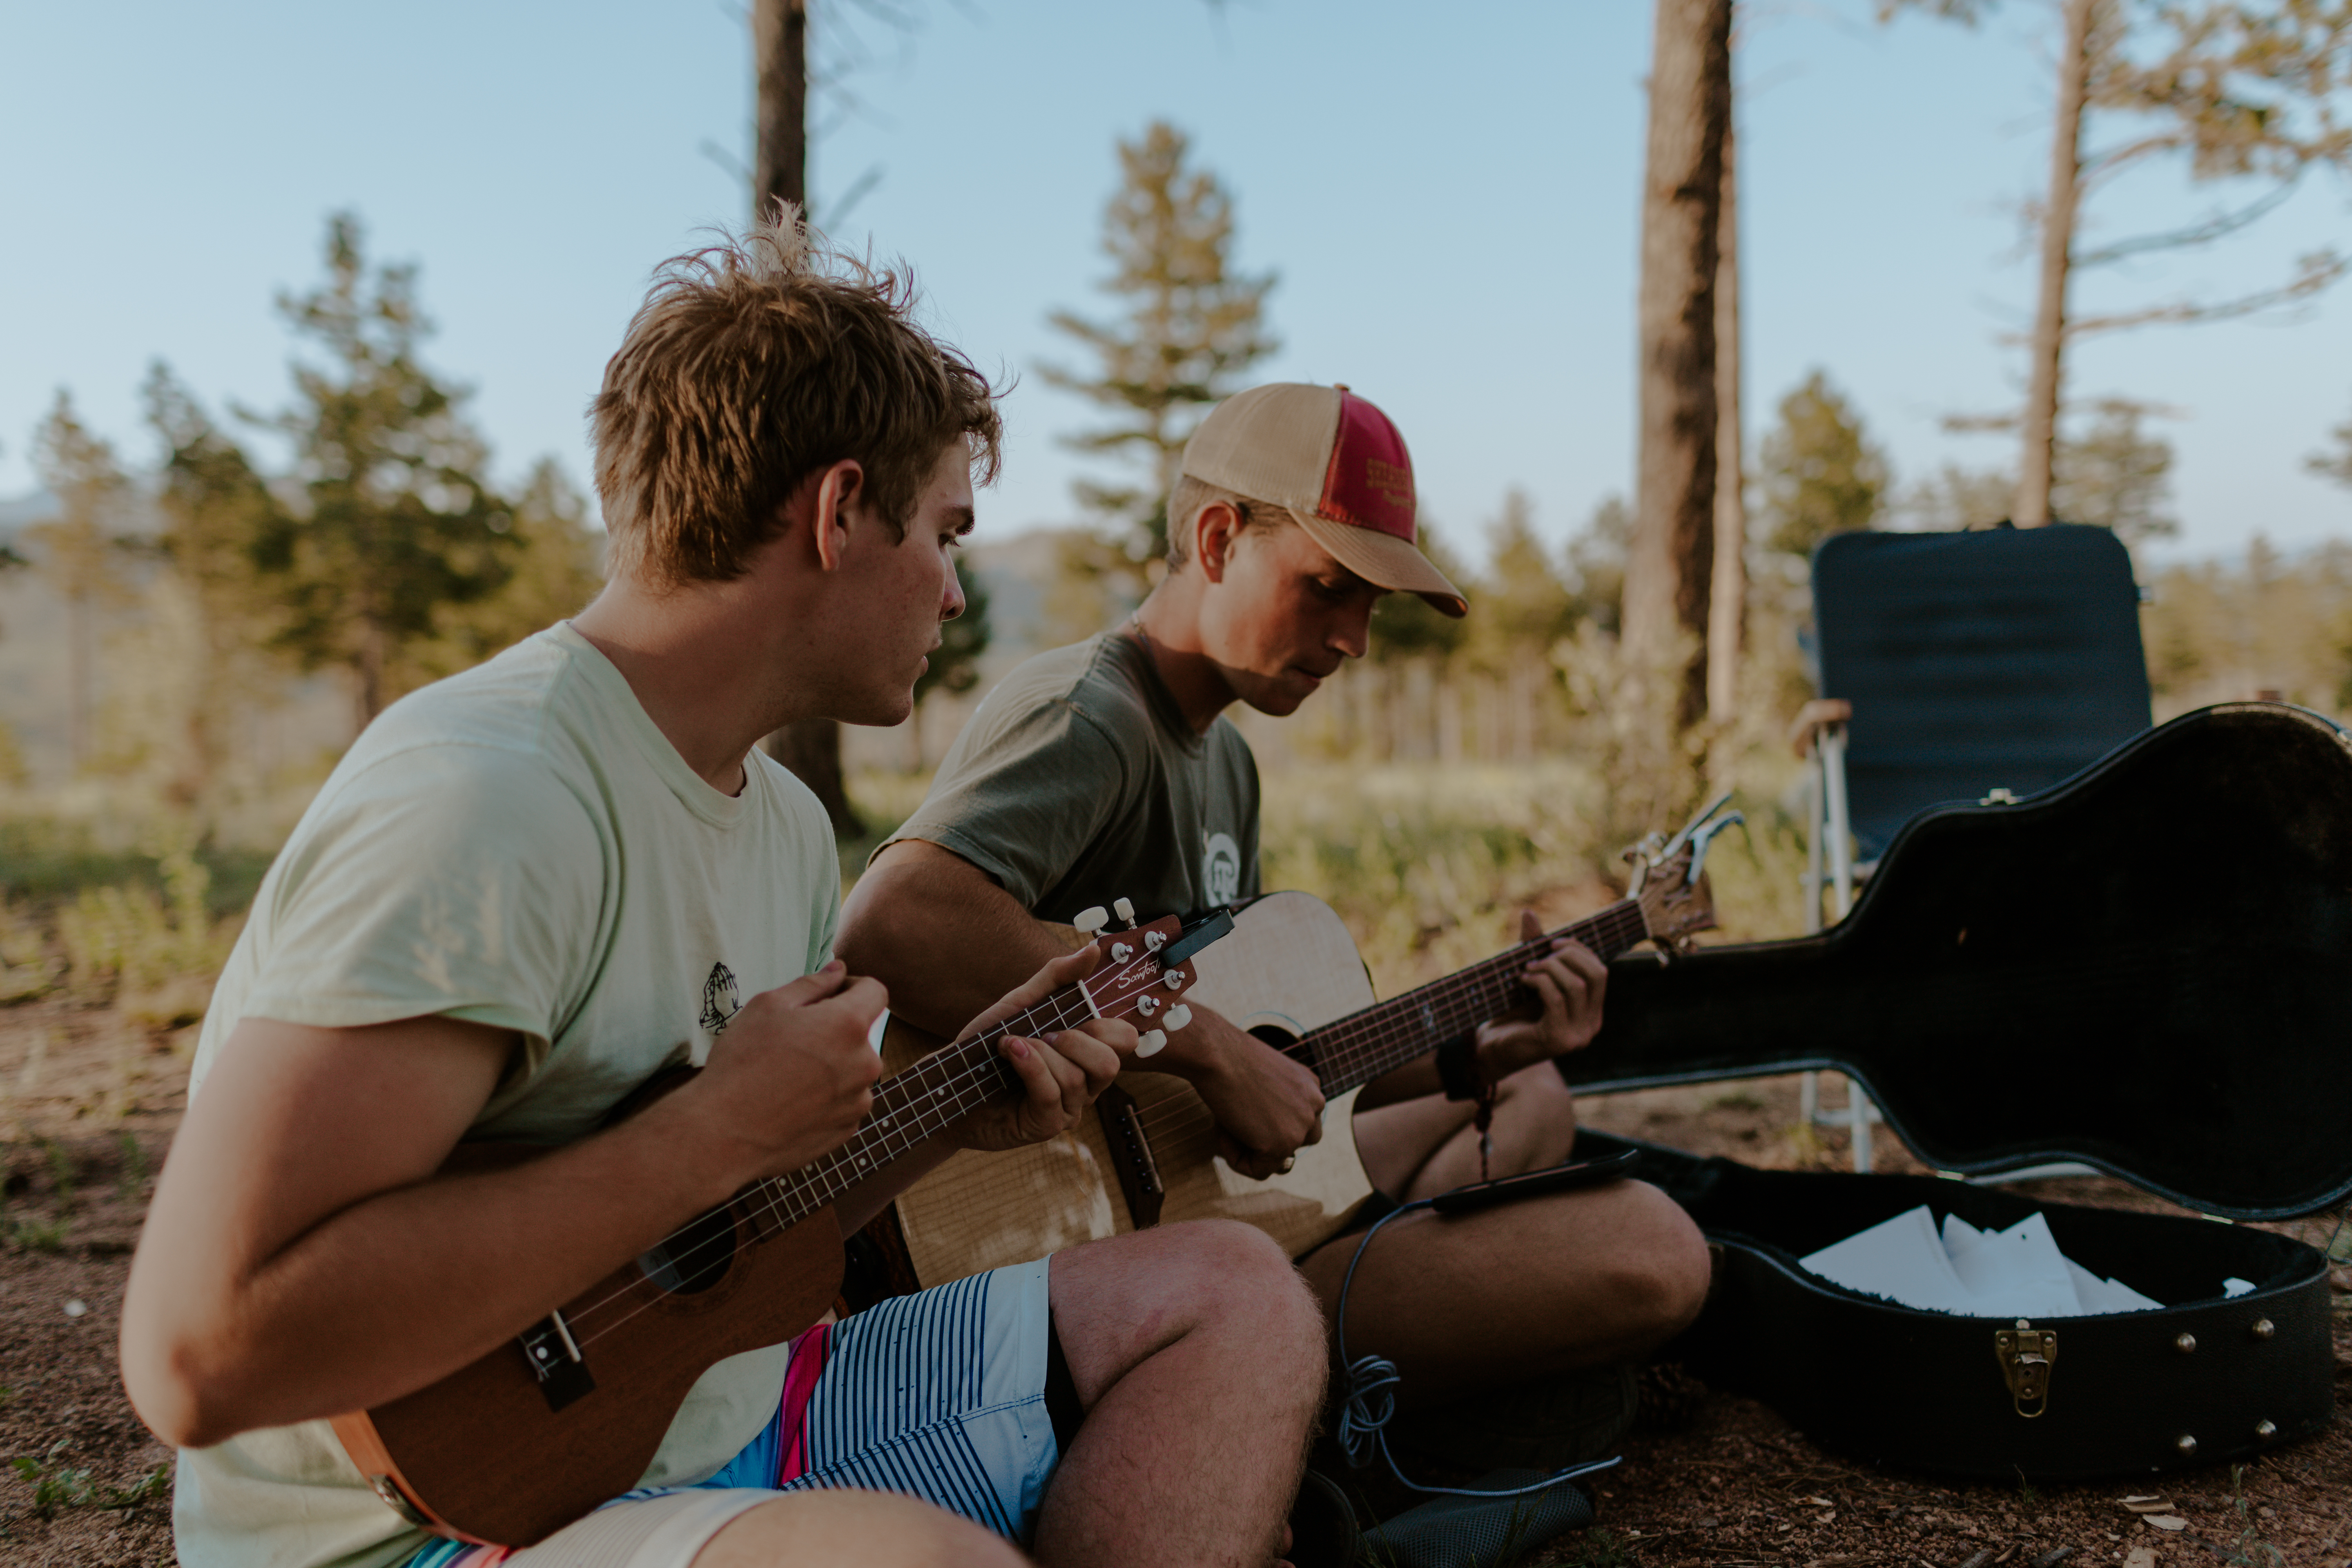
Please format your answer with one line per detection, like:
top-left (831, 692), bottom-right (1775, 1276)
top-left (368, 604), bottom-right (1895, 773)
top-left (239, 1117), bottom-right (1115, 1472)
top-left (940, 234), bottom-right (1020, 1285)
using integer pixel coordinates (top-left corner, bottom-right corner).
top-left (1178, 382), bottom-right (1467, 617)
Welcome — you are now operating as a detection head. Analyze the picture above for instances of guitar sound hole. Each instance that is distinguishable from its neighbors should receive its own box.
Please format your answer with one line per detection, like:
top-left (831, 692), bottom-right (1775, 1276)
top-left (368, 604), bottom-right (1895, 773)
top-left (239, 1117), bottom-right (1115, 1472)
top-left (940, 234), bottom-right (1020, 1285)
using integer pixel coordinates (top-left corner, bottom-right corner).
top-left (1248, 1024), bottom-right (1309, 1073)
top-left (638, 1207), bottom-right (736, 1295)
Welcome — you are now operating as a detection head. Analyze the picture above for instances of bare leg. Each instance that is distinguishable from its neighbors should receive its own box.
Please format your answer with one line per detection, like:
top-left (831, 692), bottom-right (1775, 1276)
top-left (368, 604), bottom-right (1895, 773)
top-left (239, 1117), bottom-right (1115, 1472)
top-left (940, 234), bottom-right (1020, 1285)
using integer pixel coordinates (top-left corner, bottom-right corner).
top-left (1296, 1180), bottom-right (1709, 1407)
top-left (1351, 1061), bottom-right (1581, 1202)
top-left (1039, 1220), bottom-right (1328, 1568)
top-left (693, 1489), bottom-right (1027, 1567)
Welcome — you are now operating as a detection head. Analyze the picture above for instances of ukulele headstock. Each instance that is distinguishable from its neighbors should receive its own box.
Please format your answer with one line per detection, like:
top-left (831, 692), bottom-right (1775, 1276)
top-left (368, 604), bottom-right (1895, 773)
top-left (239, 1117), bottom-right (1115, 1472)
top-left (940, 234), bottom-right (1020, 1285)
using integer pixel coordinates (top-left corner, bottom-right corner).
top-left (1074, 905), bottom-right (1235, 1058)
top-left (1626, 794), bottom-right (1744, 954)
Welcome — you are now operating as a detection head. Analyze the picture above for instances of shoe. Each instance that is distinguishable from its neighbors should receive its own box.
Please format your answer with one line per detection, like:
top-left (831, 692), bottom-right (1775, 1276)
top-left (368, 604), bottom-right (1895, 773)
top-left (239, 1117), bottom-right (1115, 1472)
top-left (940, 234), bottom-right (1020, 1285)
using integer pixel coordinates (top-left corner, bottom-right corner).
top-left (1383, 1362), bottom-right (1637, 1475)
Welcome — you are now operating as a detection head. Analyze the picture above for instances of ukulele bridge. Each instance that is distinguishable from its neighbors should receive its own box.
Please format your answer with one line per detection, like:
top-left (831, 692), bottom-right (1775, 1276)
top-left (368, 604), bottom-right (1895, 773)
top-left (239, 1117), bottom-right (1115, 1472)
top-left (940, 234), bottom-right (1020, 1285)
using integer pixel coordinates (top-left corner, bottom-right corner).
top-left (521, 1308), bottom-right (597, 1412)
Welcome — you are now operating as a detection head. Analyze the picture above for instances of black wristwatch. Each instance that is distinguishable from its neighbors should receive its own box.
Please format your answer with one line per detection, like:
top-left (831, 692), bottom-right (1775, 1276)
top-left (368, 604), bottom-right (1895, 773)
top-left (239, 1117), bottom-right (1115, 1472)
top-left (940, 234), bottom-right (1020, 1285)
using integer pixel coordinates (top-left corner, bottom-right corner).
top-left (1435, 1035), bottom-right (1485, 1102)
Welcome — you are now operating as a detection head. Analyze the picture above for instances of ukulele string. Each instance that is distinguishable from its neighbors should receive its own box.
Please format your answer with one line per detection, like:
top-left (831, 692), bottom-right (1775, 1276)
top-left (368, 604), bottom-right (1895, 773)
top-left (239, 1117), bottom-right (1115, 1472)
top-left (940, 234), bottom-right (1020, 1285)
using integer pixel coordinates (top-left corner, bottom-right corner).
top-left (559, 988), bottom-right (1094, 1339)
top-left (563, 972), bottom-right (1159, 1348)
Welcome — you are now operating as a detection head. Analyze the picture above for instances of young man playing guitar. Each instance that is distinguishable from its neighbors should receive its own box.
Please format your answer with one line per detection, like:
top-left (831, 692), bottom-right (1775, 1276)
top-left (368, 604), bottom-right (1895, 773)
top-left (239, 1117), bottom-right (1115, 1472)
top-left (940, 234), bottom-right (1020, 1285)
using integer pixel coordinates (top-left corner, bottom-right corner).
top-left (840, 382), bottom-right (1711, 1465)
top-left (120, 224), bottom-right (1325, 1568)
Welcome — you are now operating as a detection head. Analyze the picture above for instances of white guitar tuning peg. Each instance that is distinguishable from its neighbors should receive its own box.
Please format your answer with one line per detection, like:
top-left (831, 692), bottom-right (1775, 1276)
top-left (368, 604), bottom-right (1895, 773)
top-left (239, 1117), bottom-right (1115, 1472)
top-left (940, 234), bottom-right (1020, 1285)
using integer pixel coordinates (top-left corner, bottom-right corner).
top-left (1135, 994), bottom-right (1159, 1017)
top-left (1143, 930), bottom-right (1166, 953)
top-left (1162, 970), bottom-right (1184, 989)
top-left (1113, 896), bottom-right (1135, 926)
top-left (1074, 906), bottom-right (1110, 935)
top-left (1110, 941), bottom-right (1133, 962)
top-left (1137, 1030), bottom-right (1168, 1057)
top-left (1166, 1004), bottom-right (1193, 1030)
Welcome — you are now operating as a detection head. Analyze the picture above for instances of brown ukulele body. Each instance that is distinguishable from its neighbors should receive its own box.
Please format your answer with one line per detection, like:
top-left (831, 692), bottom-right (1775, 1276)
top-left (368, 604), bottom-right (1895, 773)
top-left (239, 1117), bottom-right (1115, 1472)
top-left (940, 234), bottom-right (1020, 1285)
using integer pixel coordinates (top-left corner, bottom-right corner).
top-left (333, 1192), bottom-right (843, 1548)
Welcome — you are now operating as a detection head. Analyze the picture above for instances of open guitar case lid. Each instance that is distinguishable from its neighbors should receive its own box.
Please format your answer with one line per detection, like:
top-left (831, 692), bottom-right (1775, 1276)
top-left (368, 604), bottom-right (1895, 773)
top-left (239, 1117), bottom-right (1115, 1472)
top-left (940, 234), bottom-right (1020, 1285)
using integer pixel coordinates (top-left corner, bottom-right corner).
top-left (1563, 700), bottom-right (2352, 1479)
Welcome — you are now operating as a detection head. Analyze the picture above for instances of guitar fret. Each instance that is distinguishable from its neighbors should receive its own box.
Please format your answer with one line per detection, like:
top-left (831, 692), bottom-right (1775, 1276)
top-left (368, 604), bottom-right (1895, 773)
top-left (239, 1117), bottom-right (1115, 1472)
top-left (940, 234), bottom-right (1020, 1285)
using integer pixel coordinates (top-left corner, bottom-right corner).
top-left (1302, 901), bottom-right (1651, 1094)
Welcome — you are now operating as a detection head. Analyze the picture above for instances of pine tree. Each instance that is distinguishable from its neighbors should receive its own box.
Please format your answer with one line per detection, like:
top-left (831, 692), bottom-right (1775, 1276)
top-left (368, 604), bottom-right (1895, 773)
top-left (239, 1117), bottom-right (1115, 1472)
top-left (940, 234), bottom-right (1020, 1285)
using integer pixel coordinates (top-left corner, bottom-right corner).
top-left (1045, 121), bottom-right (1277, 602)
top-left (1467, 490), bottom-right (1575, 671)
top-left (145, 364), bottom-right (291, 808)
top-left (27, 390), bottom-right (136, 769)
top-left (1886, 0), bottom-right (2352, 525)
top-left (1758, 371), bottom-right (1888, 559)
top-left (248, 213), bottom-right (517, 731)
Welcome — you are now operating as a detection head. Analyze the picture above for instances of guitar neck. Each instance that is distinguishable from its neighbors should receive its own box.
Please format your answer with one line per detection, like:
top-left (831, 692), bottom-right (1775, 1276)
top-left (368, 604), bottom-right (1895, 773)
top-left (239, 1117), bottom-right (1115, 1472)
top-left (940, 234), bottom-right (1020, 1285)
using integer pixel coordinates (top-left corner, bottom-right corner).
top-left (1302, 899), bottom-right (1652, 1096)
top-left (745, 986), bottom-right (1096, 1227)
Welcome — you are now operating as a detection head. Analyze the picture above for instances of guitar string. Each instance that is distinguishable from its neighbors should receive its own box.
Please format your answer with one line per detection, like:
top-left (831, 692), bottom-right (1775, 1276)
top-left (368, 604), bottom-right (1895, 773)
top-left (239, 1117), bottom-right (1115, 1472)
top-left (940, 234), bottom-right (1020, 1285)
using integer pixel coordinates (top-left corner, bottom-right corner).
top-left (558, 982), bottom-right (1102, 1339)
top-left (562, 959), bottom-right (1191, 1348)
top-left (1128, 904), bottom-right (1650, 1145)
top-left (1128, 907), bottom-right (1647, 1143)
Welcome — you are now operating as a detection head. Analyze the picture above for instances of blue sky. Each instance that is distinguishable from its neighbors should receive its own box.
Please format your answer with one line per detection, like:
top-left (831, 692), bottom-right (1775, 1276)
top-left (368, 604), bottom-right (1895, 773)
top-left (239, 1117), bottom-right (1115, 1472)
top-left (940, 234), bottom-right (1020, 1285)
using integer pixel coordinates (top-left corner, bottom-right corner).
top-left (3, 0), bottom-right (2348, 567)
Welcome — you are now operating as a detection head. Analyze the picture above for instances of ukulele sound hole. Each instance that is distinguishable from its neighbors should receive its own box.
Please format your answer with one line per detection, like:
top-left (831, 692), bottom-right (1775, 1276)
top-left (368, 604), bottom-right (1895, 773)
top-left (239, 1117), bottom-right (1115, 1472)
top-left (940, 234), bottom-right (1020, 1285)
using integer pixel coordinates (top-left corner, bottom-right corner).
top-left (638, 1207), bottom-right (737, 1295)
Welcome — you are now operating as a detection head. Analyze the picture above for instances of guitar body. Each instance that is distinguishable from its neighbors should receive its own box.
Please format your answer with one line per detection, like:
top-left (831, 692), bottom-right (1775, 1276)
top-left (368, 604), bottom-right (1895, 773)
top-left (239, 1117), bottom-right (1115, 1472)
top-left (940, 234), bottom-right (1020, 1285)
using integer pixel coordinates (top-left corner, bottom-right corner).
top-left (885, 892), bottom-right (1380, 1285)
top-left (333, 1198), bottom-right (843, 1547)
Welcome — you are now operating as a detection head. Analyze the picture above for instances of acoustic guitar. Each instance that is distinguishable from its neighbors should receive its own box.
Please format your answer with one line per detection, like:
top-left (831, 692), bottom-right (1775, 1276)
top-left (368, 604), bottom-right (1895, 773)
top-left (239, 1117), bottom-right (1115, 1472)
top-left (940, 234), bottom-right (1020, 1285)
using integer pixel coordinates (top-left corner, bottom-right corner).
top-left (331, 909), bottom-right (1231, 1548)
top-left (880, 803), bottom-right (1737, 1286)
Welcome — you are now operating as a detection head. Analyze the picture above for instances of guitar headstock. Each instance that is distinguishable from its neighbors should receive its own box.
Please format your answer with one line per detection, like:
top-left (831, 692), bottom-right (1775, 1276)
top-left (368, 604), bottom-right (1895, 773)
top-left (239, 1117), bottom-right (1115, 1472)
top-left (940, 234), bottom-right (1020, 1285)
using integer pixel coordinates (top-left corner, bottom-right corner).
top-left (1075, 906), bottom-right (1233, 1058)
top-left (1625, 794), bottom-right (1744, 955)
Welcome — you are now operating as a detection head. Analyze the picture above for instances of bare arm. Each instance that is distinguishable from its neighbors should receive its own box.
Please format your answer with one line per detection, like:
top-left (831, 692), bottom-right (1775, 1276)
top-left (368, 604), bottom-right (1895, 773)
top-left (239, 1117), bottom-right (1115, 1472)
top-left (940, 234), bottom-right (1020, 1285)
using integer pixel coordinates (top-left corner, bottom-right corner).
top-left (122, 965), bottom-right (885, 1450)
top-left (841, 839), bottom-right (1326, 1178)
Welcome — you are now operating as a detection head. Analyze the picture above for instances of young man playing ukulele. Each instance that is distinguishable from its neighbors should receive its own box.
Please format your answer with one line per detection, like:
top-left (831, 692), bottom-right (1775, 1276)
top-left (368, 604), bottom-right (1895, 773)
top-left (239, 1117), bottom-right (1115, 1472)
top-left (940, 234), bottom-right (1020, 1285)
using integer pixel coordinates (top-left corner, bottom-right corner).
top-left (839, 382), bottom-right (1712, 1473)
top-left (120, 222), bottom-right (1325, 1568)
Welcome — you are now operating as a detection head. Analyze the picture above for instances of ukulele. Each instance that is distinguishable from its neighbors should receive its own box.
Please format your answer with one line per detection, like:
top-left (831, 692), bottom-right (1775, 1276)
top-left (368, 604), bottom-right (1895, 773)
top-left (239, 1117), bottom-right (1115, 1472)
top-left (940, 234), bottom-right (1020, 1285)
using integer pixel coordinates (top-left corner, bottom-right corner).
top-left (332, 906), bottom-right (1232, 1548)
top-left (880, 802), bottom-right (1737, 1283)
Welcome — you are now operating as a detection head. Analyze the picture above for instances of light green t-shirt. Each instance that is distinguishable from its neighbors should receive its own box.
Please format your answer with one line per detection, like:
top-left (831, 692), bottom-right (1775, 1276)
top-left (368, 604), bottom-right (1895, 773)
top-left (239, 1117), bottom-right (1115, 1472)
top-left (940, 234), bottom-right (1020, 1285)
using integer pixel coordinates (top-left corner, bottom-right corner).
top-left (883, 632), bottom-right (1260, 924)
top-left (176, 623), bottom-right (840, 1568)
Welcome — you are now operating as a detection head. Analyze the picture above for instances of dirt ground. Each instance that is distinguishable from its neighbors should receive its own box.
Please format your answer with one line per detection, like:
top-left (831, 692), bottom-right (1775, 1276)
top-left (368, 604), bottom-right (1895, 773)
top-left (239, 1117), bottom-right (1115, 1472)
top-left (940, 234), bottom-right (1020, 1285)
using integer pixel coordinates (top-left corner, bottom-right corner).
top-left (2, 1000), bottom-right (2346, 1567)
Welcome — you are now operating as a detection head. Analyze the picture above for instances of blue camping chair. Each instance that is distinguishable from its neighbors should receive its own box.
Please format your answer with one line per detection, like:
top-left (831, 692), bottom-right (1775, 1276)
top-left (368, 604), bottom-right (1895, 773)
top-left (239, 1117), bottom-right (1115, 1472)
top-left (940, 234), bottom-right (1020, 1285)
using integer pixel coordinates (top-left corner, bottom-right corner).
top-left (1789, 524), bottom-right (2153, 1169)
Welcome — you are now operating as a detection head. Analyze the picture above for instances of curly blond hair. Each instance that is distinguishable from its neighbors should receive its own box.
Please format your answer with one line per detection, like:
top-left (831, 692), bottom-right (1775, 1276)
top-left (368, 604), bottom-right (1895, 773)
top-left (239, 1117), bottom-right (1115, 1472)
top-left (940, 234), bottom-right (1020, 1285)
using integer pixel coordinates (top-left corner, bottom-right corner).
top-left (591, 205), bottom-right (1002, 586)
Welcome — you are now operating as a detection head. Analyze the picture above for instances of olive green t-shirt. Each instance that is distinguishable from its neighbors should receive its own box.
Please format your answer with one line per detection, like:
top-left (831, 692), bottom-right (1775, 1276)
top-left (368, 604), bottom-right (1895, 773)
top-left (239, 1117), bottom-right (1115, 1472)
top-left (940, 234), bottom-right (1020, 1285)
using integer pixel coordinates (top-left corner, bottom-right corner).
top-left (886, 633), bottom-right (1260, 924)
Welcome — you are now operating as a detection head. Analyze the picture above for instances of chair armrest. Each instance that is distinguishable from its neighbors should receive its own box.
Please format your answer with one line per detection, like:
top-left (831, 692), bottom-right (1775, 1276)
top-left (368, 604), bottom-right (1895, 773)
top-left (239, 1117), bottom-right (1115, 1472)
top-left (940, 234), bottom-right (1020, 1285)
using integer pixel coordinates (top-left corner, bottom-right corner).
top-left (1787, 698), bottom-right (1854, 758)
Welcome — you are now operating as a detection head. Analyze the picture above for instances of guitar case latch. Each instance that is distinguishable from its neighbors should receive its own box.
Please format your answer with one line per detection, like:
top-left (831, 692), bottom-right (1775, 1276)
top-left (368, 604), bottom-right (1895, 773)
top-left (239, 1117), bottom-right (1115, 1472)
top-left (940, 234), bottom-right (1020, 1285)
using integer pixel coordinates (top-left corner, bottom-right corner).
top-left (1995, 1322), bottom-right (2058, 1418)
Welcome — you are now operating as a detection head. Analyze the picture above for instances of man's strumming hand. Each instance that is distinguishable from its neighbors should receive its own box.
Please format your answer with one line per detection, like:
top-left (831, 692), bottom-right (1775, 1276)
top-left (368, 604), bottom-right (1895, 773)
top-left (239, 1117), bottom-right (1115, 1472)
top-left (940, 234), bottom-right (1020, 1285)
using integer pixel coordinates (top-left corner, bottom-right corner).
top-left (685, 960), bottom-right (887, 1182)
top-left (947, 943), bottom-right (1135, 1153)
top-left (1153, 1005), bottom-right (1327, 1181)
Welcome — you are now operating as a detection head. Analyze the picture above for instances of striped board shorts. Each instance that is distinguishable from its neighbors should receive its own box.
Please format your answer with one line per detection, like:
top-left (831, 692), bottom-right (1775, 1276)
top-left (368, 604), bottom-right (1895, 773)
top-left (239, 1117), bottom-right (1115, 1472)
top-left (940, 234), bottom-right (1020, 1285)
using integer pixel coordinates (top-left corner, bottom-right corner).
top-left (403, 1257), bottom-right (1064, 1568)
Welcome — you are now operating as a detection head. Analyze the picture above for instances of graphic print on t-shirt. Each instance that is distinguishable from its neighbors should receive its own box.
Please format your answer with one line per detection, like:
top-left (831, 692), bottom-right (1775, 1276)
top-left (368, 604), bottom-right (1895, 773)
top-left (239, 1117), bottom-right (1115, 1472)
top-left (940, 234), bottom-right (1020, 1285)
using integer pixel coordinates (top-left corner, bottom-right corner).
top-left (1202, 831), bottom-right (1242, 908)
top-left (700, 961), bottom-right (743, 1034)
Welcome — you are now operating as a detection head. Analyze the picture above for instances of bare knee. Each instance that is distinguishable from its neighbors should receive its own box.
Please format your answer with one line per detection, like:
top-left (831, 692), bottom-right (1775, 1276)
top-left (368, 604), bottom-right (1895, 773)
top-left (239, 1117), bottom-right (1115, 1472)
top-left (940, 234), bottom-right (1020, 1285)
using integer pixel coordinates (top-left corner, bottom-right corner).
top-left (1053, 1219), bottom-right (1327, 1400)
top-left (1604, 1182), bottom-right (1711, 1349)
top-left (693, 1491), bottom-right (1025, 1568)
top-left (1157, 1220), bottom-right (1326, 1347)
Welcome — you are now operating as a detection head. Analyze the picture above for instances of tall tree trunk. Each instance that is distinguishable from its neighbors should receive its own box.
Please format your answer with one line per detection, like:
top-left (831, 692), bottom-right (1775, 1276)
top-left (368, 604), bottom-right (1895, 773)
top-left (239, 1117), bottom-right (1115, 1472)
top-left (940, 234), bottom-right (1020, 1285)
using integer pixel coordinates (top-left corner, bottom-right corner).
top-left (753, 0), bottom-right (808, 214)
top-left (753, 0), bottom-right (862, 836)
top-left (2015, 0), bottom-right (2094, 529)
top-left (1706, 112), bottom-right (1746, 721)
top-left (1625, 0), bottom-right (1732, 730)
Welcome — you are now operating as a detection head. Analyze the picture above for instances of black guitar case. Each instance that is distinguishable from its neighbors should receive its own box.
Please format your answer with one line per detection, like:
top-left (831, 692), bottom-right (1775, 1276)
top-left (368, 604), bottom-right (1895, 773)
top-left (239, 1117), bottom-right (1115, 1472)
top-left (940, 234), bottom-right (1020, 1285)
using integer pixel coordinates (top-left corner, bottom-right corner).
top-left (1565, 701), bottom-right (2352, 1480)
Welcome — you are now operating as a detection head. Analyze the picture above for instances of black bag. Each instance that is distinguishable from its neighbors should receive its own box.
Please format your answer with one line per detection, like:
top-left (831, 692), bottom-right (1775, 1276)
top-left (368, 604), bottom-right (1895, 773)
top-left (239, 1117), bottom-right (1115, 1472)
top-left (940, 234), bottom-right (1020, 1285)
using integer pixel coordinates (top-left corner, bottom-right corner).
top-left (1563, 702), bottom-right (2352, 1479)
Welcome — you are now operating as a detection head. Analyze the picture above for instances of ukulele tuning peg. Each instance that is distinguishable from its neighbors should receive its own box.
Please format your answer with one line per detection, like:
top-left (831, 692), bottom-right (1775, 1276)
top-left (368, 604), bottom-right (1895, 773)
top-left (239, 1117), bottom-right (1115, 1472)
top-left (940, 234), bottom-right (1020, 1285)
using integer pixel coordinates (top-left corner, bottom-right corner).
top-left (1143, 930), bottom-right (1166, 953)
top-left (1137, 1030), bottom-right (1168, 1057)
top-left (1162, 970), bottom-right (1184, 989)
top-left (1166, 1004), bottom-right (1193, 1030)
top-left (1113, 897), bottom-right (1136, 929)
top-left (1110, 941), bottom-right (1133, 962)
top-left (1074, 906), bottom-right (1110, 935)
